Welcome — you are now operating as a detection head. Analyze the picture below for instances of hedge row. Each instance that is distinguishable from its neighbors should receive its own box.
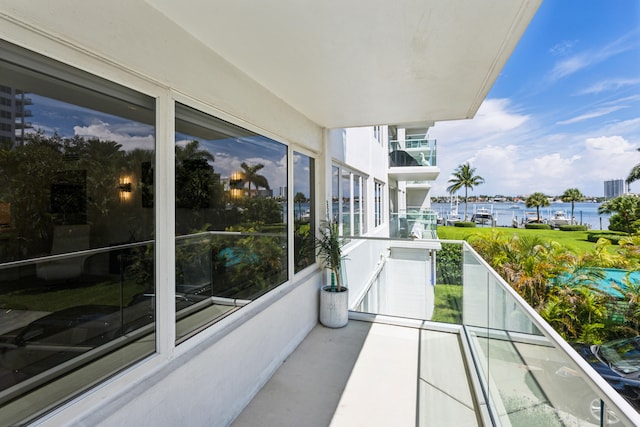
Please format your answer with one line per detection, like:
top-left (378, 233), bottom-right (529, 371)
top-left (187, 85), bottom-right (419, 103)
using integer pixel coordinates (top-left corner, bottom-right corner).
top-left (558, 224), bottom-right (588, 232)
top-left (454, 221), bottom-right (476, 228)
top-left (524, 223), bottom-right (552, 230)
top-left (587, 231), bottom-right (628, 245)
top-left (587, 231), bottom-right (627, 245)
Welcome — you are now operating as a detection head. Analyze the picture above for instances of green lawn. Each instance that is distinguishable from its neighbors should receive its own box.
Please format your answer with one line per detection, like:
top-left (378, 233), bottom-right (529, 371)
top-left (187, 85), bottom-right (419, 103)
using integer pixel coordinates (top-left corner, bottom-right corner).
top-left (432, 284), bottom-right (462, 324)
top-left (437, 226), bottom-right (605, 256)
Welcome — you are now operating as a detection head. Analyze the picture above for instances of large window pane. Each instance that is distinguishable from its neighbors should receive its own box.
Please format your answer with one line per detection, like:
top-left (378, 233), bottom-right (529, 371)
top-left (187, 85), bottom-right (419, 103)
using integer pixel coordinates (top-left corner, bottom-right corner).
top-left (294, 152), bottom-right (314, 272)
top-left (0, 41), bottom-right (155, 420)
top-left (332, 165), bottom-right (340, 225)
top-left (375, 181), bottom-right (384, 227)
top-left (342, 169), bottom-right (352, 236)
top-left (353, 174), bottom-right (361, 236)
top-left (174, 103), bottom-right (288, 342)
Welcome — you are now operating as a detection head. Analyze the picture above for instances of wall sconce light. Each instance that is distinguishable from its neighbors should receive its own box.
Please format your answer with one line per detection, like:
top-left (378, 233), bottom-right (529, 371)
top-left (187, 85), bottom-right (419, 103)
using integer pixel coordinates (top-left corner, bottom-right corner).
top-left (119, 176), bottom-right (132, 202)
top-left (229, 171), bottom-right (244, 200)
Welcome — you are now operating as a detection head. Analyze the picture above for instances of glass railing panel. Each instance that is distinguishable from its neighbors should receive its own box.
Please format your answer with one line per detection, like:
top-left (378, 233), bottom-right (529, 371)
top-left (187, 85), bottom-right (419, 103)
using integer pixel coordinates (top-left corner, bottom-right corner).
top-left (175, 231), bottom-right (287, 342)
top-left (419, 329), bottom-right (479, 426)
top-left (389, 210), bottom-right (438, 240)
top-left (350, 237), bottom-right (640, 425)
top-left (461, 243), bottom-right (639, 426)
top-left (0, 243), bottom-right (155, 423)
top-left (389, 138), bottom-right (437, 167)
top-left (468, 327), bottom-right (634, 426)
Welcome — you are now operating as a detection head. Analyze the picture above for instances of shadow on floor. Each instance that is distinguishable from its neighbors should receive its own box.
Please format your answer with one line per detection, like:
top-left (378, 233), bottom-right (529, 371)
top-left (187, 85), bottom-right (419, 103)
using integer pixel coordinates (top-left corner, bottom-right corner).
top-left (231, 321), bottom-right (373, 427)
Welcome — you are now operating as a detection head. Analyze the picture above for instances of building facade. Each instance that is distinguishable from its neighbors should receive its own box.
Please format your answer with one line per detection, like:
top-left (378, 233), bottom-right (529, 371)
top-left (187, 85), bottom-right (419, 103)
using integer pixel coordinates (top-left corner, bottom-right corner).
top-left (604, 179), bottom-right (626, 199)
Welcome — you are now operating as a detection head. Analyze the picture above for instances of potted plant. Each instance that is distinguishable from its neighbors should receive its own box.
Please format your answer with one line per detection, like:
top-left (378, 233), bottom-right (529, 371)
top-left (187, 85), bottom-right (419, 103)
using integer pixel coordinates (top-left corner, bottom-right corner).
top-left (315, 206), bottom-right (348, 328)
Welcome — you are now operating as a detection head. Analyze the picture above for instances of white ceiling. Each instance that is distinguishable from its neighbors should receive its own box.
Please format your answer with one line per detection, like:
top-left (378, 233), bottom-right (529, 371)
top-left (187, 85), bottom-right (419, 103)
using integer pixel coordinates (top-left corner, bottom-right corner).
top-left (146, 0), bottom-right (541, 129)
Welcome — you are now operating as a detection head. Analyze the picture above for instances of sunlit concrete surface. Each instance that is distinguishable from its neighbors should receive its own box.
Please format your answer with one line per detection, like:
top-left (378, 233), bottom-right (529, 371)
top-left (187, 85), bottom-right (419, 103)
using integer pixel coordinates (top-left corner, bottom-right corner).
top-left (233, 319), bottom-right (477, 427)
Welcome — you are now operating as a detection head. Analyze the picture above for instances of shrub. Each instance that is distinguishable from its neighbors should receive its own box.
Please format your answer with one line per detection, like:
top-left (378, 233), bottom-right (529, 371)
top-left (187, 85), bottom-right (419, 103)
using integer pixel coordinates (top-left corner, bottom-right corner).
top-left (587, 231), bottom-right (627, 243)
top-left (436, 242), bottom-right (462, 285)
top-left (524, 223), bottom-right (551, 230)
top-left (559, 224), bottom-right (588, 231)
top-left (454, 221), bottom-right (476, 228)
top-left (598, 235), bottom-right (624, 245)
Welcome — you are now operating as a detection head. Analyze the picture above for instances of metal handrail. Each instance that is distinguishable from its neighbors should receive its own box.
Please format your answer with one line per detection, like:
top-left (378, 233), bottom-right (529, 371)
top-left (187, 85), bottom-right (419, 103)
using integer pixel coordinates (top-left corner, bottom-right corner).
top-left (0, 230), bottom-right (287, 271)
top-left (0, 240), bottom-right (154, 271)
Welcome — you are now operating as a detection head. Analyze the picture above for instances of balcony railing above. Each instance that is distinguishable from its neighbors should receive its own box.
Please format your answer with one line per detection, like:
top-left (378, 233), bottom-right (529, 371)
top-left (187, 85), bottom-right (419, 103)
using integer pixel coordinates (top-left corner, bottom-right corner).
top-left (389, 138), bottom-right (437, 167)
top-left (389, 209), bottom-right (438, 239)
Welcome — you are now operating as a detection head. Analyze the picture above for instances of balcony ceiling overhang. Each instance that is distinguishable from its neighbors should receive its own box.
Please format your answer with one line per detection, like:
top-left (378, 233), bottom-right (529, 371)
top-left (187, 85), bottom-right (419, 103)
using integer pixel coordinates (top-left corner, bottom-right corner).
top-left (389, 166), bottom-right (440, 182)
top-left (145, 0), bottom-right (541, 129)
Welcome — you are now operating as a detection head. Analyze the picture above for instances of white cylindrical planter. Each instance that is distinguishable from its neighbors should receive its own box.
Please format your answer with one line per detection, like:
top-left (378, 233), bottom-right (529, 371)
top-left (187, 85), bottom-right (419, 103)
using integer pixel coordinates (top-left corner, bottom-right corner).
top-left (319, 286), bottom-right (349, 328)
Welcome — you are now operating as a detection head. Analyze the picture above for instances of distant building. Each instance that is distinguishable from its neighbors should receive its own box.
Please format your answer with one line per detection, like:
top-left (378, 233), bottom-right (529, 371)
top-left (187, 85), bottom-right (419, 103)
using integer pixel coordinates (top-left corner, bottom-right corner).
top-left (0, 85), bottom-right (32, 149)
top-left (604, 179), bottom-right (625, 199)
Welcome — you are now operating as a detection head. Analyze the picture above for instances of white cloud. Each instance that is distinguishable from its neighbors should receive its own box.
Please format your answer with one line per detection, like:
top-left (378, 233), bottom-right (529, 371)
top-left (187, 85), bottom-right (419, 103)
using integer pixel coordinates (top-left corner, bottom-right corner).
top-left (429, 98), bottom-right (640, 197)
top-left (599, 118), bottom-right (640, 141)
top-left (584, 135), bottom-right (632, 153)
top-left (550, 55), bottom-right (590, 80)
top-left (548, 30), bottom-right (637, 81)
top-left (549, 40), bottom-right (577, 56)
top-left (430, 98), bottom-right (529, 143)
top-left (73, 121), bottom-right (154, 151)
top-left (556, 106), bottom-right (626, 125)
top-left (579, 78), bottom-right (640, 95)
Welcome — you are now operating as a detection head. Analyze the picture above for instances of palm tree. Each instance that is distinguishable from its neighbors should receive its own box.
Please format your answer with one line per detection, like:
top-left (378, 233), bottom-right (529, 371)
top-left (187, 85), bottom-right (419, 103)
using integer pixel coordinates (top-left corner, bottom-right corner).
top-left (240, 162), bottom-right (270, 197)
top-left (561, 188), bottom-right (584, 224)
top-left (446, 163), bottom-right (484, 221)
top-left (176, 140), bottom-right (214, 162)
top-left (294, 192), bottom-right (306, 221)
top-left (525, 192), bottom-right (549, 223)
top-left (626, 148), bottom-right (640, 189)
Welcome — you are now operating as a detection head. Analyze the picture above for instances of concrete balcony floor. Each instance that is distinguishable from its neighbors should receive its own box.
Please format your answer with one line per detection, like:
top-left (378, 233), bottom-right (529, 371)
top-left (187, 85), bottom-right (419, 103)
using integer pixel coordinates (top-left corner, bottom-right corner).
top-left (232, 318), bottom-right (479, 427)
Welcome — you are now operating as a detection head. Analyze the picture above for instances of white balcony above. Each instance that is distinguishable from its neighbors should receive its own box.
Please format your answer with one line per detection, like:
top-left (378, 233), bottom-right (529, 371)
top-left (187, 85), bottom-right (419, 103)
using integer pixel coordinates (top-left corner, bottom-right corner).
top-left (145, 0), bottom-right (542, 128)
top-left (389, 166), bottom-right (440, 182)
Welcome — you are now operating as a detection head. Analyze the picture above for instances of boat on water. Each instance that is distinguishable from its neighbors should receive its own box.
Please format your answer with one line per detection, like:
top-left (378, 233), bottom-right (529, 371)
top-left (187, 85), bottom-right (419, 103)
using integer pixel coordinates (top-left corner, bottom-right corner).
top-left (524, 211), bottom-right (544, 224)
top-left (442, 194), bottom-right (461, 225)
top-left (549, 210), bottom-right (571, 228)
top-left (445, 211), bottom-right (461, 225)
top-left (471, 206), bottom-right (494, 225)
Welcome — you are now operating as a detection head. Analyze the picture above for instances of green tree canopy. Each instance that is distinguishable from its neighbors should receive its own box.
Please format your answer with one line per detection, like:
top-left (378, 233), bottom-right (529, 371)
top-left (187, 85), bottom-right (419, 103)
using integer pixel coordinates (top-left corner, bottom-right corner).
top-left (294, 192), bottom-right (306, 221)
top-left (525, 192), bottom-right (549, 223)
top-left (446, 163), bottom-right (484, 221)
top-left (561, 188), bottom-right (584, 225)
top-left (599, 195), bottom-right (640, 234)
top-left (175, 140), bottom-right (217, 211)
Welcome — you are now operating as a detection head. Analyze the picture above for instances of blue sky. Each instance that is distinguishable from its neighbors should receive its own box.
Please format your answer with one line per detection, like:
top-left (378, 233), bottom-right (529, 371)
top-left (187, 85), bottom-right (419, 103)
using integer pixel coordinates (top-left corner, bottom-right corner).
top-left (430, 0), bottom-right (640, 198)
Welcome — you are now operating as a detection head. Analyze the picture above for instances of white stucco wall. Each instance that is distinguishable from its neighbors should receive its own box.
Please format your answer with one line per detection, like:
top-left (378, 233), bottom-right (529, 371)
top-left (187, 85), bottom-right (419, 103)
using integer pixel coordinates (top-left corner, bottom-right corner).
top-left (84, 274), bottom-right (322, 427)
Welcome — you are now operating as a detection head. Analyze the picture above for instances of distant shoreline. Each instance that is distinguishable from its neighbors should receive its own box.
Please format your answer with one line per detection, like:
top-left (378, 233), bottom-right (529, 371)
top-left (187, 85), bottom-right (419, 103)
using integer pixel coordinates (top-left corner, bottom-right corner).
top-left (431, 201), bottom-right (611, 230)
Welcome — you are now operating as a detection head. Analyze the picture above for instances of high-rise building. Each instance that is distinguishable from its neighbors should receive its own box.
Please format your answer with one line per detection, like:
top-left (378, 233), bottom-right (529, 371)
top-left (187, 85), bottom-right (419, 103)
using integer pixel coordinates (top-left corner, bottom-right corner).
top-left (604, 179), bottom-right (625, 199)
top-left (0, 85), bottom-right (32, 148)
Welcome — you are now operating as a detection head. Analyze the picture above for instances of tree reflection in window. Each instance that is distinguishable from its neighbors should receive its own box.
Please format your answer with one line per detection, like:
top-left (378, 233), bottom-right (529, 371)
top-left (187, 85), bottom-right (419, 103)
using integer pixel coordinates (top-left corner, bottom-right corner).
top-left (174, 103), bottom-right (288, 340)
top-left (294, 152), bottom-right (314, 272)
